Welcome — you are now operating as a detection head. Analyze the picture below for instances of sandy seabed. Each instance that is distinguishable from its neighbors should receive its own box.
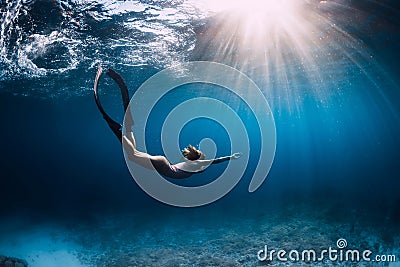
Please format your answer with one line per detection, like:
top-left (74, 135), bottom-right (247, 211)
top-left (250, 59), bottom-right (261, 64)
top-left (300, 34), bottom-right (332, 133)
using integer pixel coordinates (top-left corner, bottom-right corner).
top-left (1, 204), bottom-right (399, 267)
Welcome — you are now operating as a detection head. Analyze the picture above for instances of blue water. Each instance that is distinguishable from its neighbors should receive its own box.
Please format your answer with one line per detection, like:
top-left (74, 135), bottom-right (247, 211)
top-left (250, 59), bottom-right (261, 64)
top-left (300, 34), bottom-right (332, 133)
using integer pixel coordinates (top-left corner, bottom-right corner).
top-left (0, 0), bottom-right (400, 266)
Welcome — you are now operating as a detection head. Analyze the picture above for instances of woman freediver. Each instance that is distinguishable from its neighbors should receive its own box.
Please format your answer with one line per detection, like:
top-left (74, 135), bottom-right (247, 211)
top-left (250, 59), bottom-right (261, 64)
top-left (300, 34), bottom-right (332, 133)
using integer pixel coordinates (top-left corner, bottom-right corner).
top-left (93, 65), bottom-right (242, 179)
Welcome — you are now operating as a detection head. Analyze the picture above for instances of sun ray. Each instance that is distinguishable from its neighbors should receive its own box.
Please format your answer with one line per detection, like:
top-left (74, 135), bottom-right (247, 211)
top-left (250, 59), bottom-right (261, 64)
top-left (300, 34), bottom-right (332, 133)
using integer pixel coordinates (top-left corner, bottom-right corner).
top-left (188, 0), bottom-right (386, 115)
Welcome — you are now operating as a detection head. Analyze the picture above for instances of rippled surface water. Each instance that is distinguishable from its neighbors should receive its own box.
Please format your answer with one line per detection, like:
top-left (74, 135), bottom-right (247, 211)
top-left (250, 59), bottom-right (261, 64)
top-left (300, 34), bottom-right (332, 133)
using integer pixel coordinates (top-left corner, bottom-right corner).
top-left (1, 0), bottom-right (398, 101)
top-left (0, 0), bottom-right (211, 96)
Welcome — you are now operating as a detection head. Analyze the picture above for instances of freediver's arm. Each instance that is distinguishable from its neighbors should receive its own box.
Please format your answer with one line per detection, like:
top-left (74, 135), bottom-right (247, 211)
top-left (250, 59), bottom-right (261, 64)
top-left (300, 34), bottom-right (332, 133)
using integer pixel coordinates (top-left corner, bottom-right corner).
top-left (174, 152), bottom-right (242, 173)
top-left (211, 152), bottom-right (242, 164)
top-left (193, 152), bottom-right (242, 167)
top-left (211, 156), bottom-right (231, 164)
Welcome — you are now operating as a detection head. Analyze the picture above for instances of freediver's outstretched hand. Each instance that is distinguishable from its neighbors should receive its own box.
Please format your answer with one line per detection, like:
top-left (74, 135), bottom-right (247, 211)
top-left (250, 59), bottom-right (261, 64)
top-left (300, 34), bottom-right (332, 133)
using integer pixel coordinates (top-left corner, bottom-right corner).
top-left (231, 152), bottom-right (242, 159)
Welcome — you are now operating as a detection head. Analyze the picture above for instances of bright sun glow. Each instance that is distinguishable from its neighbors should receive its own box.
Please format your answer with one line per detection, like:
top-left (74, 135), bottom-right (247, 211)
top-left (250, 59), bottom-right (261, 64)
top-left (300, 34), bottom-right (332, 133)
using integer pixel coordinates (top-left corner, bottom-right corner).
top-left (198, 0), bottom-right (297, 13)
top-left (197, 0), bottom-right (302, 26)
top-left (193, 0), bottom-right (306, 48)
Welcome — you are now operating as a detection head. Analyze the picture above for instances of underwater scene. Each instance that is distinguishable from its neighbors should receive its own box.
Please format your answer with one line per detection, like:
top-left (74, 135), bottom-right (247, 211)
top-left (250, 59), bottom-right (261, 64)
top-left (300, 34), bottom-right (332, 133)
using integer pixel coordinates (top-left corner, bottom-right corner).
top-left (0, 0), bottom-right (400, 266)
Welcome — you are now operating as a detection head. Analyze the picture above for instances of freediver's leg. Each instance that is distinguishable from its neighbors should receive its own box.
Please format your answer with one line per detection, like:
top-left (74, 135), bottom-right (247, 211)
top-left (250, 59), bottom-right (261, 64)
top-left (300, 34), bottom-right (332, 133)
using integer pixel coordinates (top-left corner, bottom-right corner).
top-left (96, 68), bottom-right (171, 172)
top-left (106, 67), bottom-right (135, 128)
top-left (106, 68), bottom-right (130, 111)
top-left (105, 67), bottom-right (136, 145)
top-left (93, 65), bottom-right (123, 143)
